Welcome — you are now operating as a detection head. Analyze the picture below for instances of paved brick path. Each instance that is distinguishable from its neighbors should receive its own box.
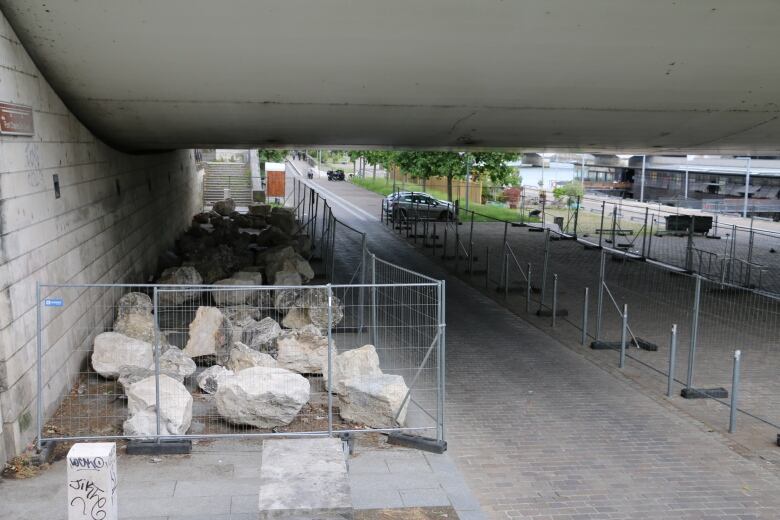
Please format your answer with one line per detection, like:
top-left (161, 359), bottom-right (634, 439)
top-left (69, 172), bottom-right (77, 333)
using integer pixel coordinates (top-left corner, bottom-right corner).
top-left (307, 172), bottom-right (780, 519)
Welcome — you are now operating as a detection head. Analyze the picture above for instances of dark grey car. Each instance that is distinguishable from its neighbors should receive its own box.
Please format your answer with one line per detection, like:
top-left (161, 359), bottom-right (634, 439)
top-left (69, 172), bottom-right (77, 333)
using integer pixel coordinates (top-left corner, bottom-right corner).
top-left (388, 192), bottom-right (455, 221)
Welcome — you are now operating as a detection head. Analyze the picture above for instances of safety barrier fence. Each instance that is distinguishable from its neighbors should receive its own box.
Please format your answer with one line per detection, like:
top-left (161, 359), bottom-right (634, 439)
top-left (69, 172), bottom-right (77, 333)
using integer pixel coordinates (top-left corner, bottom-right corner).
top-left (36, 171), bottom-right (445, 448)
top-left (383, 197), bottom-right (780, 443)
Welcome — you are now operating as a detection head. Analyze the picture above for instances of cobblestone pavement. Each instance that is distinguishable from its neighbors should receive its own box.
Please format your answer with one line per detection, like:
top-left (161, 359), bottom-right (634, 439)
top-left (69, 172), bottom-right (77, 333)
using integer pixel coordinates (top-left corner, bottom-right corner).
top-left (303, 172), bottom-right (780, 520)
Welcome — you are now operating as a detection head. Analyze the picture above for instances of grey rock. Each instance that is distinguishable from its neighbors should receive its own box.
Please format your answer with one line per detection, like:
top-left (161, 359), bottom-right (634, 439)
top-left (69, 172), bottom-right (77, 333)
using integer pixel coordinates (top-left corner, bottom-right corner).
top-left (158, 266), bottom-right (203, 305)
top-left (276, 326), bottom-right (335, 374)
top-left (91, 332), bottom-right (154, 379)
top-left (226, 342), bottom-right (278, 372)
top-left (326, 345), bottom-right (382, 395)
top-left (124, 374), bottom-right (193, 436)
top-left (183, 306), bottom-right (231, 360)
top-left (116, 292), bottom-right (153, 319)
top-left (242, 317), bottom-right (282, 354)
top-left (215, 366), bottom-right (310, 428)
top-left (213, 198), bottom-right (236, 216)
top-left (196, 365), bottom-right (234, 394)
top-left (159, 346), bottom-right (197, 380)
top-left (338, 374), bottom-right (409, 428)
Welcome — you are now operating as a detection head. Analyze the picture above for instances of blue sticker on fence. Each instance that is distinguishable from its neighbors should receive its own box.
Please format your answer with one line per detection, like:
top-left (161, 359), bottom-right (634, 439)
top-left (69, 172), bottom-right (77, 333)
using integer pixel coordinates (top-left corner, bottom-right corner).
top-left (44, 298), bottom-right (63, 307)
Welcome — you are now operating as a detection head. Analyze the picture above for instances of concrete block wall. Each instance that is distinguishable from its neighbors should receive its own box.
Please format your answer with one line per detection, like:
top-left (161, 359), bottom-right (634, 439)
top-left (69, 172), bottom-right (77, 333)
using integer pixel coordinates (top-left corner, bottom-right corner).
top-left (0, 10), bottom-right (203, 460)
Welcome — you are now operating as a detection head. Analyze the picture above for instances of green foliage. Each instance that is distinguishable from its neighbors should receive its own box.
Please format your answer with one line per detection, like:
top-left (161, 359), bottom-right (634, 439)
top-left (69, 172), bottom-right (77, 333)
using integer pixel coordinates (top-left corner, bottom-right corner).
top-left (257, 149), bottom-right (288, 163)
top-left (351, 176), bottom-right (534, 223)
top-left (552, 182), bottom-right (585, 200)
top-left (469, 152), bottom-right (520, 185)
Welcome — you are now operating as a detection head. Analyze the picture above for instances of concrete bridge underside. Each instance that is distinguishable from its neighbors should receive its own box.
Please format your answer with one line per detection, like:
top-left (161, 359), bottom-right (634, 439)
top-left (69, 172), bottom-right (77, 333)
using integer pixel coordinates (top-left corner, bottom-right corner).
top-left (3, 0), bottom-right (780, 153)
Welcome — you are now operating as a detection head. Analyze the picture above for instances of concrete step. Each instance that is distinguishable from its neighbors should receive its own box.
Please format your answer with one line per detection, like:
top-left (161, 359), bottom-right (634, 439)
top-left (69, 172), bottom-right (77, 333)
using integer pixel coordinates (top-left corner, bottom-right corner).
top-left (258, 438), bottom-right (351, 519)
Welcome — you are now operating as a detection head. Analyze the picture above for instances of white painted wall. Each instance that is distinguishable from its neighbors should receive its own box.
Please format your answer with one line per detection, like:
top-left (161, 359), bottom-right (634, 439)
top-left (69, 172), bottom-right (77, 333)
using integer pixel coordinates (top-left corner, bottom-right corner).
top-left (0, 10), bottom-right (202, 461)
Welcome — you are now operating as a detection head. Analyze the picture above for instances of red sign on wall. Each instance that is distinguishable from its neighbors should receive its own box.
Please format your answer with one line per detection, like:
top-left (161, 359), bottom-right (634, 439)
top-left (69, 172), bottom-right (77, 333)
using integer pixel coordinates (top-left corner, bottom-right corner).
top-left (0, 102), bottom-right (34, 135)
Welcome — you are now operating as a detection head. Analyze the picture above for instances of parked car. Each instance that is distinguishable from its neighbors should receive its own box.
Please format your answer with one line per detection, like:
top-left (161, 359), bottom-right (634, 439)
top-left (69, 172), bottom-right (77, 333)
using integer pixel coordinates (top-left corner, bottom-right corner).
top-left (327, 169), bottom-right (345, 181)
top-left (385, 192), bottom-right (456, 221)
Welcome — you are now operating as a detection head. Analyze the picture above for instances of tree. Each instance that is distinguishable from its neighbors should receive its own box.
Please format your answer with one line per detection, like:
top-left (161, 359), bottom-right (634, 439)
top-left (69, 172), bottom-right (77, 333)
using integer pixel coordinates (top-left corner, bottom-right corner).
top-left (257, 149), bottom-right (288, 178)
top-left (470, 152), bottom-right (521, 185)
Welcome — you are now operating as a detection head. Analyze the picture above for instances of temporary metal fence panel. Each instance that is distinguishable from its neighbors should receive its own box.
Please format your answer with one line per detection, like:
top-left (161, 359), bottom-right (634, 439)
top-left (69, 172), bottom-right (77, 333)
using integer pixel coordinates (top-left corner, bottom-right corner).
top-left (381, 187), bottom-right (780, 438)
top-left (37, 281), bottom-right (444, 445)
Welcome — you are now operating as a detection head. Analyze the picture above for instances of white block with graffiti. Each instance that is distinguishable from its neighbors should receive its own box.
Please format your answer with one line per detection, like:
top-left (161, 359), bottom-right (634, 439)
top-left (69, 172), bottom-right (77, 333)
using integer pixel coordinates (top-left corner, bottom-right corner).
top-left (67, 442), bottom-right (118, 520)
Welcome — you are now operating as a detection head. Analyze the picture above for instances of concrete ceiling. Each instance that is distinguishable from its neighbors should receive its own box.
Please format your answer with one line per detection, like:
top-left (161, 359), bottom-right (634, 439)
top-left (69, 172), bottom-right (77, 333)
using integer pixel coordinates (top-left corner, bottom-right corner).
top-left (3, 1), bottom-right (780, 153)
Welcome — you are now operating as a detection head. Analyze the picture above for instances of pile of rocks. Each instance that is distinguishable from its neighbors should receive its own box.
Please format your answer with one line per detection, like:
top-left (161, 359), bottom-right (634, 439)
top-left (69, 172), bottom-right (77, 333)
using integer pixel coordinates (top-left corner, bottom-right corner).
top-left (87, 201), bottom-right (408, 436)
top-left (162, 202), bottom-right (311, 285)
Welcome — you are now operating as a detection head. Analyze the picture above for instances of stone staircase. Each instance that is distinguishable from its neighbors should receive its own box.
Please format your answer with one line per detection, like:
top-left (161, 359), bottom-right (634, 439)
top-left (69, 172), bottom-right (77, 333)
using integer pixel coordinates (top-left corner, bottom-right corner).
top-left (203, 161), bottom-right (253, 205)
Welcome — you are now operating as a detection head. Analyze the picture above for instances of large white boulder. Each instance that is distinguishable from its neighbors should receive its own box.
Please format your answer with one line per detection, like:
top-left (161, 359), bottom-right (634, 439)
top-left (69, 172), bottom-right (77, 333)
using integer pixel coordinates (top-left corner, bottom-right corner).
top-left (227, 342), bottom-right (278, 372)
top-left (281, 307), bottom-right (310, 329)
top-left (276, 326), bottom-right (335, 374)
top-left (91, 332), bottom-right (154, 379)
top-left (123, 374), bottom-right (193, 436)
top-left (159, 347), bottom-right (197, 380)
top-left (211, 278), bottom-right (262, 307)
top-left (183, 306), bottom-right (231, 360)
top-left (327, 345), bottom-right (382, 395)
top-left (242, 317), bottom-right (282, 354)
top-left (197, 365), bottom-right (234, 394)
top-left (158, 266), bottom-right (203, 306)
top-left (338, 374), bottom-right (409, 428)
top-left (215, 367), bottom-right (310, 428)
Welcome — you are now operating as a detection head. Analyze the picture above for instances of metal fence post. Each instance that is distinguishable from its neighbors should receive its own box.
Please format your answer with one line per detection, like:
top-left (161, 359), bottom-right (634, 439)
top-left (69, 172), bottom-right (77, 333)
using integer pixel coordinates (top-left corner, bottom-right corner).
top-left (581, 287), bottom-right (589, 345)
top-left (538, 228), bottom-right (550, 312)
top-left (647, 213), bottom-right (654, 259)
top-left (504, 252), bottom-right (510, 300)
top-left (36, 282), bottom-right (43, 450)
top-left (610, 205), bottom-right (617, 247)
top-left (596, 250), bottom-right (606, 340)
top-left (500, 221), bottom-right (509, 288)
top-left (358, 234), bottom-right (367, 332)
top-left (437, 280), bottom-right (447, 443)
top-left (442, 224), bottom-right (448, 260)
top-left (686, 275), bottom-right (702, 390)
top-left (327, 284), bottom-right (334, 435)
top-left (685, 216), bottom-right (694, 271)
top-left (526, 263), bottom-right (532, 313)
top-left (619, 304), bottom-right (628, 369)
top-left (552, 274), bottom-right (558, 327)
top-left (484, 246), bottom-right (490, 288)
top-left (153, 287), bottom-right (162, 439)
top-left (370, 254), bottom-right (378, 346)
top-left (641, 207), bottom-right (649, 257)
top-left (573, 196), bottom-right (580, 237)
top-left (599, 201), bottom-right (605, 248)
top-left (729, 350), bottom-right (741, 434)
top-left (667, 324), bottom-right (677, 397)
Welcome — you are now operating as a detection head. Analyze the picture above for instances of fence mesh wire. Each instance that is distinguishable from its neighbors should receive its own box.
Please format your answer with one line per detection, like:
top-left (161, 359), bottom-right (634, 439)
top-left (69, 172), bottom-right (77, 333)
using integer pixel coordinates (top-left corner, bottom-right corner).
top-left (36, 171), bottom-right (444, 445)
top-left (383, 191), bottom-right (780, 438)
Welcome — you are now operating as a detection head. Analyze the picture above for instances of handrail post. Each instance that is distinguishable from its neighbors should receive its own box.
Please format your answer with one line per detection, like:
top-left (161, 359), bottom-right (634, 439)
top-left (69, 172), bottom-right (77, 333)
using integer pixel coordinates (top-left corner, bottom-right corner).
top-left (327, 284), bottom-right (334, 435)
top-left (686, 275), bottom-right (702, 390)
top-left (619, 304), bottom-right (628, 368)
top-left (153, 287), bottom-right (162, 440)
top-left (581, 287), bottom-right (589, 345)
top-left (599, 201), bottom-right (605, 248)
top-left (552, 274), bottom-right (559, 327)
top-left (729, 350), bottom-right (741, 433)
top-left (596, 250), bottom-right (606, 340)
top-left (667, 324), bottom-right (677, 397)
